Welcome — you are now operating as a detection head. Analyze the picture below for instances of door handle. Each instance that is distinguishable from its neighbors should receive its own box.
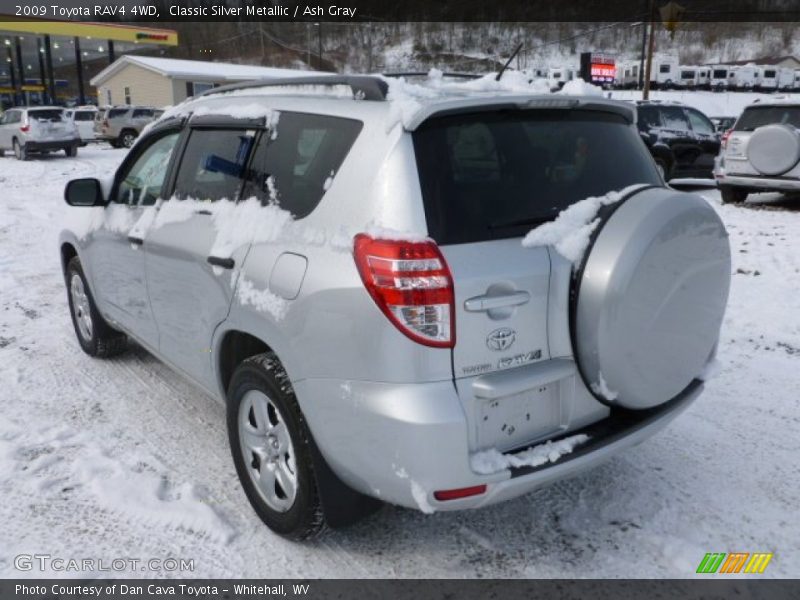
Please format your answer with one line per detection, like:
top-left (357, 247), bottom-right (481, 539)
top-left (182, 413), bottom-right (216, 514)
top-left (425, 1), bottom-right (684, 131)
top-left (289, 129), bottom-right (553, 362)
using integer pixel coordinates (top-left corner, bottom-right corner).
top-left (207, 256), bottom-right (235, 269)
top-left (464, 291), bottom-right (530, 312)
top-left (128, 235), bottom-right (144, 246)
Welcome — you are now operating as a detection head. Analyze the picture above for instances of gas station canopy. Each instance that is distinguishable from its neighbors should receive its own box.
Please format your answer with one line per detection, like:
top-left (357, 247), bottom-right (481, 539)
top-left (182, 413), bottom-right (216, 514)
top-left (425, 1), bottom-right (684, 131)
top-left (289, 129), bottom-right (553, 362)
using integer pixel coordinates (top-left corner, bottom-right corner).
top-left (0, 17), bottom-right (177, 106)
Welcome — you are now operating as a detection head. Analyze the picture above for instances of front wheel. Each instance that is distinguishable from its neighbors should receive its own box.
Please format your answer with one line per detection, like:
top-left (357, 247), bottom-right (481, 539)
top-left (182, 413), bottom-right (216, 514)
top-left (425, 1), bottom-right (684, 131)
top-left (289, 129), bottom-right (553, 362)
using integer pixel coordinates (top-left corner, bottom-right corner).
top-left (227, 353), bottom-right (324, 540)
top-left (66, 257), bottom-right (127, 357)
top-left (119, 130), bottom-right (137, 149)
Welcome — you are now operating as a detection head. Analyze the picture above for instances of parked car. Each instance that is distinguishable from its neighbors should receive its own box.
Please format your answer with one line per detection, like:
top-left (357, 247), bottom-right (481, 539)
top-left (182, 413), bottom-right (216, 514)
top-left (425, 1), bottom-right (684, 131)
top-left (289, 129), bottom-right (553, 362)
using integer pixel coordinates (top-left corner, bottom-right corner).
top-left (64, 106), bottom-right (98, 145)
top-left (635, 101), bottom-right (721, 179)
top-left (94, 105), bottom-right (163, 148)
top-left (0, 106), bottom-right (80, 160)
top-left (715, 98), bottom-right (800, 203)
top-left (59, 76), bottom-right (731, 539)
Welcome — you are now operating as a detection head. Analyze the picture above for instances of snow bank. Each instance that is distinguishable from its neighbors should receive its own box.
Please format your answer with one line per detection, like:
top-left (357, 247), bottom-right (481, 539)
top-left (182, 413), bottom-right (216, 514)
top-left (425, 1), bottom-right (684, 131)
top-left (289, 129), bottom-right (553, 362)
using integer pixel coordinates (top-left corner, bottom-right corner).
top-left (471, 434), bottom-right (590, 475)
top-left (558, 78), bottom-right (604, 97)
top-left (522, 184), bottom-right (648, 265)
top-left (364, 223), bottom-right (429, 243)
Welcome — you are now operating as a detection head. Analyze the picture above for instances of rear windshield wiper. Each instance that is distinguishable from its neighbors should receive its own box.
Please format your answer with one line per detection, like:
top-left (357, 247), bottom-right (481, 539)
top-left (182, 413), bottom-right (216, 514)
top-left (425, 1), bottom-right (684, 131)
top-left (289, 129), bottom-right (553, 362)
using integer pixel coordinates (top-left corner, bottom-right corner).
top-left (489, 216), bottom-right (553, 230)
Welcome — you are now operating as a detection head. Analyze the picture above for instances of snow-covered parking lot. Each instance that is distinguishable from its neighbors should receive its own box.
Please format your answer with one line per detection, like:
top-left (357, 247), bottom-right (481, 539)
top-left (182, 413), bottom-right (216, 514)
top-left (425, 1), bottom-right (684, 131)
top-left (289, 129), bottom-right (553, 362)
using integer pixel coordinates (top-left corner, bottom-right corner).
top-left (0, 145), bottom-right (798, 578)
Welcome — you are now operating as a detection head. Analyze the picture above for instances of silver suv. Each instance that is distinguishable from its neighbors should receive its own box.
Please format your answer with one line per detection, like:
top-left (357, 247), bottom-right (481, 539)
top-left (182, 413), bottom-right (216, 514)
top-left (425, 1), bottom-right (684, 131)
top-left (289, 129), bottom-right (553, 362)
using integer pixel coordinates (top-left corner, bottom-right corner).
top-left (59, 76), bottom-right (731, 539)
top-left (0, 106), bottom-right (80, 159)
top-left (715, 98), bottom-right (800, 203)
top-left (94, 105), bottom-right (163, 148)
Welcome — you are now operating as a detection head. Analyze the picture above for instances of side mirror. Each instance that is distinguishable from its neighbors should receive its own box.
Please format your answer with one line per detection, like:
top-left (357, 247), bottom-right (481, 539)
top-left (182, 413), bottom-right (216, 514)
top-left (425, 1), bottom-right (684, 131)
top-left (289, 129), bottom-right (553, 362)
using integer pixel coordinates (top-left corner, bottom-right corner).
top-left (64, 178), bottom-right (105, 207)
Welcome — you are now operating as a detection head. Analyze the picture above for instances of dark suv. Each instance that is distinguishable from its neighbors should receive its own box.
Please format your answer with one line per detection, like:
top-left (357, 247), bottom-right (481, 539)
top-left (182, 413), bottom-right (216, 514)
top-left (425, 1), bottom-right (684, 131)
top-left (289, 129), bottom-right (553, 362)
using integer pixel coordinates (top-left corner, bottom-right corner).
top-left (635, 101), bottom-right (721, 180)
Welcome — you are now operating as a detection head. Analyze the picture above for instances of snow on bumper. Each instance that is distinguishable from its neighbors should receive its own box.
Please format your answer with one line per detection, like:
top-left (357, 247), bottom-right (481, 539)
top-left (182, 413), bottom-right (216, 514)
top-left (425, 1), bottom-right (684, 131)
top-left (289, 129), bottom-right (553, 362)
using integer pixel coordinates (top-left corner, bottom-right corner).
top-left (293, 377), bottom-right (703, 512)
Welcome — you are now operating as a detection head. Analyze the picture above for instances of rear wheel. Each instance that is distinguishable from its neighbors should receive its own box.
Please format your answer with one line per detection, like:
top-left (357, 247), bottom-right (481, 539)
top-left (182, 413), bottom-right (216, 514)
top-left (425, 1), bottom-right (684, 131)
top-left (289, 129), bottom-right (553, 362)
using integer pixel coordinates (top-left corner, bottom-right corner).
top-left (720, 186), bottom-right (748, 204)
top-left (13, 139), bottom-right (27, 161)
top-left (66, 257), bottom-right (127, 358)
top-left (119, 130), bottom-right (137, 149)
top-left (65, 145), bottom-right (78, 157)
top-left (227, 353), bottom-right (324, 540)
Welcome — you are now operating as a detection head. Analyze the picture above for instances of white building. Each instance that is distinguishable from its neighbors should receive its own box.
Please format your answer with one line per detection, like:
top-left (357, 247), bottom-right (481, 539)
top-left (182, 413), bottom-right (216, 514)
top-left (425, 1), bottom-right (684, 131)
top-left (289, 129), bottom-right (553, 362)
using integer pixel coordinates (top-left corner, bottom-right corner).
top-left (90, 55), bottom-right (316, 107)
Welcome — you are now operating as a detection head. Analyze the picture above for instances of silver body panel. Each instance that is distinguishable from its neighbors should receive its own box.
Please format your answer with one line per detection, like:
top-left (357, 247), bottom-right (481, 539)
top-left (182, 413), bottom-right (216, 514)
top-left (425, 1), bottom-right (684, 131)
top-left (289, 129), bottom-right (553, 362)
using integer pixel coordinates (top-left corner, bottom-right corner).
top-left (60, 87), bottom-right (727, 512)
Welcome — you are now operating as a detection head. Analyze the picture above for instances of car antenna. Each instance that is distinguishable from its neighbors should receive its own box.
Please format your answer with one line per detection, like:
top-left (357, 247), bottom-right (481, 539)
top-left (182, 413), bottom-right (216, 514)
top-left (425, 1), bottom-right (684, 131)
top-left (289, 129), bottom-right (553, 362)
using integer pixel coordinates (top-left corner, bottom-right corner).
top-left (496, 43), bottom-right (524, 81)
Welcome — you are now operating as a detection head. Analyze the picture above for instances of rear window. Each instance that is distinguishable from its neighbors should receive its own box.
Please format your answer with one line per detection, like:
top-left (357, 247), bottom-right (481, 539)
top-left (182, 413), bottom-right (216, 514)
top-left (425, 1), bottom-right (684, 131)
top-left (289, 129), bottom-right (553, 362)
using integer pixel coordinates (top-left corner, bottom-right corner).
top-left (735, 106), bottom-right (800, 131)
top-left (29, 109), bottom-right (63, 121)
top-left (108, 108), bottom-right (129, 119)
top-left (413, 110), bottom-right (660, 245)
top-left (74, 111), bottom-right (95, 121)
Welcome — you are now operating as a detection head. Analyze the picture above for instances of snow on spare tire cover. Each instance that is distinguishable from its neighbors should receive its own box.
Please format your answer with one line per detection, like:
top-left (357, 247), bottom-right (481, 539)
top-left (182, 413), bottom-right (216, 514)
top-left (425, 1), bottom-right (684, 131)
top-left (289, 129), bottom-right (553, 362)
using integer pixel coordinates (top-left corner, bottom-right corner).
top-left (572, 187), bottom-right (731, 410)
top-left (746, 124), bottom-right (800, 176)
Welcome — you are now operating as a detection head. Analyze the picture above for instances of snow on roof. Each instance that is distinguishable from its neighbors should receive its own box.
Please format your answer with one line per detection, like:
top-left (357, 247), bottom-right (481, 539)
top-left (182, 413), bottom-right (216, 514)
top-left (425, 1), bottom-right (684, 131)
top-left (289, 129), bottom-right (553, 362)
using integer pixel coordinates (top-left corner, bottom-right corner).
top-left (90, 55), bottom-right (316, 87)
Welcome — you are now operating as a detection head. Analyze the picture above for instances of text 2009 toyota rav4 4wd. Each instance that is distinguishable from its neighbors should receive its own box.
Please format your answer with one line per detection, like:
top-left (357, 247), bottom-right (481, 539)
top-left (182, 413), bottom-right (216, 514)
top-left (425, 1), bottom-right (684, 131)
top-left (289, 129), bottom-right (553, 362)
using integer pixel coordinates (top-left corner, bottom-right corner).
top-left (59, 76), bottom-right (731, 539)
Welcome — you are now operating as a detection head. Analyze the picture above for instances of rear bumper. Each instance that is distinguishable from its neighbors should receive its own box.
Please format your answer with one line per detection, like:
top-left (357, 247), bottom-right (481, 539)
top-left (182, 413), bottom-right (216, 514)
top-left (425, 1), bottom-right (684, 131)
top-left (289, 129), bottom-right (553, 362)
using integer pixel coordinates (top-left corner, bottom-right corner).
top-left (294, 377), bottom-right (703, 512)
top-left (24, 139), bottom-right (79, 152)
top-left (716, 173), bottom-right (800, 192)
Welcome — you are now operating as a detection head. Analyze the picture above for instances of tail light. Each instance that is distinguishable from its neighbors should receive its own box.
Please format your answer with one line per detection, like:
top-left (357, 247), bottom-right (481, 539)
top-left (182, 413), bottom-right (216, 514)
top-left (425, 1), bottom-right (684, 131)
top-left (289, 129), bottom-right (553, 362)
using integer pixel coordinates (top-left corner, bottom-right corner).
top-left (103, 119), bottom-right (109, 129)
top-left (20, 118), bottom-right (29, 133)
top-left (721, 129), bottom-right (733, 149)
top-left (353, 233), bottom-right (455, 348)
top-left (434, 485), bottom-right (487, 501)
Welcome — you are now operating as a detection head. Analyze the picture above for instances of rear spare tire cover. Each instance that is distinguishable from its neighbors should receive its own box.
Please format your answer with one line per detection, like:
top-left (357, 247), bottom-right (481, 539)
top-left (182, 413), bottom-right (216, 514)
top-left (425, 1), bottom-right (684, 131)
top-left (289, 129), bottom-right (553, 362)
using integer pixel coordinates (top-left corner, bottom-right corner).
top-left (573, 187), bottom-right (731, 410)
top-left (746, 124), bottom-right (800, 176)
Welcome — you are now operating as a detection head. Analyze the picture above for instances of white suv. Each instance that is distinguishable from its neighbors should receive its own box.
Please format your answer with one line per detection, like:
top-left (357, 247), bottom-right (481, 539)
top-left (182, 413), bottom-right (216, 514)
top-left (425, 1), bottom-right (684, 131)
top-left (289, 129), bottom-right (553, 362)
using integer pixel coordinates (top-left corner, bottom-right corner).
top-left (0, 106), bottom-right (81, 160)
top-left (715, 98), bottom-right (800, 203)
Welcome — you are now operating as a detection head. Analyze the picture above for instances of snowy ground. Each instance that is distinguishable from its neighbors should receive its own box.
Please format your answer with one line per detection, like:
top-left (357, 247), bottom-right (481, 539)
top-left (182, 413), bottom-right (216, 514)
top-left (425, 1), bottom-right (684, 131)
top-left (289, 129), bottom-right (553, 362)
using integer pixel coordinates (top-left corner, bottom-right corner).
top-left (0, 145), bottom-right (798, 578)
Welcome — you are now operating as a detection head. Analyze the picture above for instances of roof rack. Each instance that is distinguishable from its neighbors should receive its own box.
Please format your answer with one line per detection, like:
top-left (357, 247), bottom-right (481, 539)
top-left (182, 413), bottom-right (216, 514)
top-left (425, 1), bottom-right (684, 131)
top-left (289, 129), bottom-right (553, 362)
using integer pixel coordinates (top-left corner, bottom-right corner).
top-left (200, 75), bottom-right (389, 101)
top-left (383, 71), bottom-right (481, 80)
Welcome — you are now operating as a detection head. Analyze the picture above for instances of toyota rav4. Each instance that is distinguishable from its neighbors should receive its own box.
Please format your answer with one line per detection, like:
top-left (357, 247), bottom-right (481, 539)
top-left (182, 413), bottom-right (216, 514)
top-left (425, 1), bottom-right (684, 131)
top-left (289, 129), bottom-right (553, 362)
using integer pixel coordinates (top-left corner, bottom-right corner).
top-left (59, 75), bottom-right (731, 539)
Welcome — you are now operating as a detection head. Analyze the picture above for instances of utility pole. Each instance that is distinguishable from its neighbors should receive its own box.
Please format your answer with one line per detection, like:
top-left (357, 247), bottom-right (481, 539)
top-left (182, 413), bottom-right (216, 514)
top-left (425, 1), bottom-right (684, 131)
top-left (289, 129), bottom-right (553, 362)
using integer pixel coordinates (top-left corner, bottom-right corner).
top-left (643, 0), bottom-right (656, 100)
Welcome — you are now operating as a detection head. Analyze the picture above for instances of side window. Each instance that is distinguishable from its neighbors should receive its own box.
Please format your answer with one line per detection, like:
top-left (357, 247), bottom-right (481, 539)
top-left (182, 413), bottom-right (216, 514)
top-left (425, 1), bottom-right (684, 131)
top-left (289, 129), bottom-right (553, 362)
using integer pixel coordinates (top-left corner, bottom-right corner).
top-left (115, 132), bottom-right (180, 206)
top-left (173, 128), bottom-right (256, 202)
top-left (660, 106), bottom-right (691, 131)
top-left (132, 109), bottom-right (154, 118)
top-left (242, 112), bottom-right (362, 218)
top-left (637, 106), bottom-right (661, 130)
top-left (659, 64), bottom-right (671, 74)
top-left (686, 109), bottom-right (715, 135)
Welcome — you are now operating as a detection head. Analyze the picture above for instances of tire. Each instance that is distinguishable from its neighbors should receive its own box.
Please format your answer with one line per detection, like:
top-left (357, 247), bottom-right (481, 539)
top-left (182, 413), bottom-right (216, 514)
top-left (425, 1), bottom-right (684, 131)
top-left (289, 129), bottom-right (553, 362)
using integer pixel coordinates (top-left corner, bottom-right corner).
top-left (227, 353), bottom-right (325, 540)
top-left (109, 140), bottom-right (121, 149)
top-left (65, 257), bottom-right (127, 358)
top-left (65, 145), bottom-right (78, 157)
top-left (720, 186), bottom-right (748, 204)
top-left (0, 148), bottom-right (4, 157)
top-left (13, 139), bottom-right (27, 161)
top-left (119, 130), bottom-right (137, 149)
